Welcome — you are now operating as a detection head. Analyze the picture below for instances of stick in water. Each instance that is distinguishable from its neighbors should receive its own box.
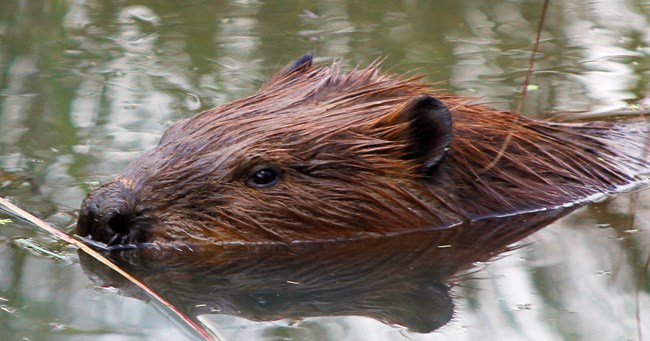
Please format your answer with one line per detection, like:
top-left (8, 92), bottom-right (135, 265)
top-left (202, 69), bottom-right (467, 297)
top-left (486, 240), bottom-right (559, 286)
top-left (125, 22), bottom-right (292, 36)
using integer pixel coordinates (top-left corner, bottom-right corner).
top-left (0, 196), bottom-right (217, 341)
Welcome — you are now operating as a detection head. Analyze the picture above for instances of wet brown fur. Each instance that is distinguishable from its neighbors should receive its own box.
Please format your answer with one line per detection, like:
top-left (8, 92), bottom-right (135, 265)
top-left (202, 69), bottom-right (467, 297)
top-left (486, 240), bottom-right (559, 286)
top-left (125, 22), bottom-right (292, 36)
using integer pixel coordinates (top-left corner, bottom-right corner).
top-left (77, 58), bottom-right (650, 245)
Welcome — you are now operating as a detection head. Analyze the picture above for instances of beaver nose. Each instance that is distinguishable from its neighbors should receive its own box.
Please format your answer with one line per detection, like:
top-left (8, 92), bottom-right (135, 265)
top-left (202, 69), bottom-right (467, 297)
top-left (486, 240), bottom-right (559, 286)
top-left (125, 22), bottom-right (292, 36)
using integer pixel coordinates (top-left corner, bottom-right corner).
top-left (76, 181), bottom-right (147, 246)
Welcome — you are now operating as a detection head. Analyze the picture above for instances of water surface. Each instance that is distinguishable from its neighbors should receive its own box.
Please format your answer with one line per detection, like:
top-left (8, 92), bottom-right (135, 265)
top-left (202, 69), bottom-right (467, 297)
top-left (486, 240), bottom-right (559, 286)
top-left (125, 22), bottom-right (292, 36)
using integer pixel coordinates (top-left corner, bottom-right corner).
top-left (1, 1), bottom-right (650, 340)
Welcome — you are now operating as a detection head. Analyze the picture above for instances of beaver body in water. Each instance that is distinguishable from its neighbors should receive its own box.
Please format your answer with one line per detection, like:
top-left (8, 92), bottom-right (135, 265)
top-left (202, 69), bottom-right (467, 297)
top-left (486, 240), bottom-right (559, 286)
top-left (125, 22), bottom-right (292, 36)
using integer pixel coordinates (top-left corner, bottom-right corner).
top-left (76, 53), bottom-right (650, 247)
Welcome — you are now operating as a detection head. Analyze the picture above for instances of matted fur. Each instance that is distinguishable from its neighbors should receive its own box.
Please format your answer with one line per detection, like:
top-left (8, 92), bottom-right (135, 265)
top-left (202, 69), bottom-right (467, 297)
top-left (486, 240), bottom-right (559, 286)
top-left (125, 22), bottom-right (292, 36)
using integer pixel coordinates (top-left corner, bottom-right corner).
top-left (77, 58), bottom-right (650, 245)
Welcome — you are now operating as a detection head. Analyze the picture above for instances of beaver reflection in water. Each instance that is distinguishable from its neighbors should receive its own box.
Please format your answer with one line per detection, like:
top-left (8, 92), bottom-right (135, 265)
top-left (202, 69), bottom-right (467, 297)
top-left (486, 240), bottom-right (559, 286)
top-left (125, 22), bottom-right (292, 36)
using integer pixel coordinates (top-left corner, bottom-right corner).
top-left (76, 53), bottom-right (649, 247)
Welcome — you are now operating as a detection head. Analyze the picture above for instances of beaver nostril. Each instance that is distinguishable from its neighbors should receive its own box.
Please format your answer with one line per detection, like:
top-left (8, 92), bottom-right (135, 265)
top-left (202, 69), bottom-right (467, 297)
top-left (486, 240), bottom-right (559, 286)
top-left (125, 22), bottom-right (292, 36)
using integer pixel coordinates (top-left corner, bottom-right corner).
top-left (101, 210), bottom-right (141, 246)
top-left (76, 201), bottom-right (97, 237)
top-left (107, 212), bottom-right (133, 237)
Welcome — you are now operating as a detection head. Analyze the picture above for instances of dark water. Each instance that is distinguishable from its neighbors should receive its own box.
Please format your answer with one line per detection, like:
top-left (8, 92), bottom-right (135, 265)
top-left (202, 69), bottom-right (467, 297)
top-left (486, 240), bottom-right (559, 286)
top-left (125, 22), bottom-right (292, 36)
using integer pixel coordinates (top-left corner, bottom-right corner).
top-left (1, 1), bottom-right (650, 340)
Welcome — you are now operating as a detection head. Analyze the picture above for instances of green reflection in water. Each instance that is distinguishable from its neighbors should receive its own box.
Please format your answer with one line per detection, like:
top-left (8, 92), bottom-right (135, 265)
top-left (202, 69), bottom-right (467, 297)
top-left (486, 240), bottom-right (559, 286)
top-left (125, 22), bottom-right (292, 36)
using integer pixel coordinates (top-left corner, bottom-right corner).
top-left (1, 0), bottom-right (650, 340)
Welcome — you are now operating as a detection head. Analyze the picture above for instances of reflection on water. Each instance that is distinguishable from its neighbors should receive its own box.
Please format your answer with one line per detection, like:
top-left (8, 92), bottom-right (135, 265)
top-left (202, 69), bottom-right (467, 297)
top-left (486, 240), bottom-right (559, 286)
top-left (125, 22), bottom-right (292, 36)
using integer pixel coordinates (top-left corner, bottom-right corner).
top-left (1, 0), bottom-right (650, 340)
top-left (79, 209), bottom-right (571, 339)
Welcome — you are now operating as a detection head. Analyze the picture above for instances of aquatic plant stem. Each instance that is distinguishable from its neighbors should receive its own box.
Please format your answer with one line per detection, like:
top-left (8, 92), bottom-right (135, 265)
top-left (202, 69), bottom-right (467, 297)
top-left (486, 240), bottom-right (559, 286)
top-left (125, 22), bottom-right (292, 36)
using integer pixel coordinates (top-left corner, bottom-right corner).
top-left (480, 0), bottom-right (549, 172)
top-left (0, 196), bottom-right (218, 341)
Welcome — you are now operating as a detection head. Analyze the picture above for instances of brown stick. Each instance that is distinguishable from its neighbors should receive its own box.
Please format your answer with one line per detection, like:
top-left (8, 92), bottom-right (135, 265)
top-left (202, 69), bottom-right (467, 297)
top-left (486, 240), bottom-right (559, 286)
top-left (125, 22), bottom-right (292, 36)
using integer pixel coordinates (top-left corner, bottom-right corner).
top-left (0, 196), bottom-right (218, 341)
top-left (481, 0), bottom-right (550, 172)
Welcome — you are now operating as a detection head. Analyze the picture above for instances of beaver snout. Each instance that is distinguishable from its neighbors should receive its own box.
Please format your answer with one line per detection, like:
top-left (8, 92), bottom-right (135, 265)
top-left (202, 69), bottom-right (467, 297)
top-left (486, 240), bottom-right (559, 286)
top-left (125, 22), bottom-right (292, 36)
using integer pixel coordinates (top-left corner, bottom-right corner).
top-left (76, 181), bottom-right (150, 247)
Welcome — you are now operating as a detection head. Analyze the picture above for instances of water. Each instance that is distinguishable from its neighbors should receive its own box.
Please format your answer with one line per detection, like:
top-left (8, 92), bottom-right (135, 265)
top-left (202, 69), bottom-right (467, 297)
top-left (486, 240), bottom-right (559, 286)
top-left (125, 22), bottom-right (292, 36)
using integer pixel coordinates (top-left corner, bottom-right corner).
top-left (1, 0), bottom-right (650, 340)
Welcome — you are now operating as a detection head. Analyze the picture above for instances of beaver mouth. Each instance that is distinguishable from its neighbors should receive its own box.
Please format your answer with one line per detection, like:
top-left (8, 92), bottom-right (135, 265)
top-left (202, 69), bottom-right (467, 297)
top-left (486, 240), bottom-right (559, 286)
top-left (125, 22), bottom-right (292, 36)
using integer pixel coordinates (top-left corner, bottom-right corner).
top-left (77, 235), bottom-right (157, 252)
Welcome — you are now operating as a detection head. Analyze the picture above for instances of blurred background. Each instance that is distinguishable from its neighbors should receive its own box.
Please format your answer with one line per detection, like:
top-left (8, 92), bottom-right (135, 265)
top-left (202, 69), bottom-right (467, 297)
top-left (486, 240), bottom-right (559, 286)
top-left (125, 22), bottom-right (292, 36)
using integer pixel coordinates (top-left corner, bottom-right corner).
top-left (1, 0), bottom-right (649, 340)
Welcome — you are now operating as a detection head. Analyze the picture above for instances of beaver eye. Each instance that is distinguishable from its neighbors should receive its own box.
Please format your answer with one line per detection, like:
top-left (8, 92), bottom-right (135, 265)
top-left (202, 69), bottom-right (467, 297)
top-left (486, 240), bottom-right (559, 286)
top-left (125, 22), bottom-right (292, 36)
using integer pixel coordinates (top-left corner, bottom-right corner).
top-left (247, 167), bottom-right (280, 188)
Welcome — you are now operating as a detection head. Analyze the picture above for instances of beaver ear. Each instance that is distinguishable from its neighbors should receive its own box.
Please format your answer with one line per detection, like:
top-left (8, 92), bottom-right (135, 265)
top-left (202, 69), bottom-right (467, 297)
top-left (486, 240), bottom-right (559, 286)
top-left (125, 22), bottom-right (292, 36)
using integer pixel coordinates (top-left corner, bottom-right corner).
top-left (394, 95), bottom-right (453, 174)
top-left (260, 53), bottom-right (314, 91)
top-left (282, 52), bottom-right (313, 75)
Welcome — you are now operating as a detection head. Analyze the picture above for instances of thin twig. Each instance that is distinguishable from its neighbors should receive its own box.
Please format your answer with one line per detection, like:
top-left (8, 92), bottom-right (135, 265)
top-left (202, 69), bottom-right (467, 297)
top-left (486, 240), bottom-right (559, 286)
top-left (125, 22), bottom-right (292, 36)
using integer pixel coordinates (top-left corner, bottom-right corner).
top-left (635, 110), bottom-right (650, 341)
top-left (480, 0), bottom-right (550, 172)
top-left (0, 196), bottom-right (217, 341)
top-left (638, 248), bottom-right (649, 341)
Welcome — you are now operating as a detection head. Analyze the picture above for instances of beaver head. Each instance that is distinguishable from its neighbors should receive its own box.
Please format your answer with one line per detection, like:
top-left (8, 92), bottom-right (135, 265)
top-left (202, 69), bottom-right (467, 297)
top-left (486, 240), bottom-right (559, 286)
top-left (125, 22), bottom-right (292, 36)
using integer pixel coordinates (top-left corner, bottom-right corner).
top-left (76, 53), bottom-right (649, 247)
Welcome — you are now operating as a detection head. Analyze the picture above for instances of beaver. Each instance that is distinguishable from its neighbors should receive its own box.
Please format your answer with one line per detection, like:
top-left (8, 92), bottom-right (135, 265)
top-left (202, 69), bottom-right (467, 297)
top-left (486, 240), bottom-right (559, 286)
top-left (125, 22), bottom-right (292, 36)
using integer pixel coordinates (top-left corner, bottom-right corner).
top-left (76, 53), bottom-right (650, 247)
